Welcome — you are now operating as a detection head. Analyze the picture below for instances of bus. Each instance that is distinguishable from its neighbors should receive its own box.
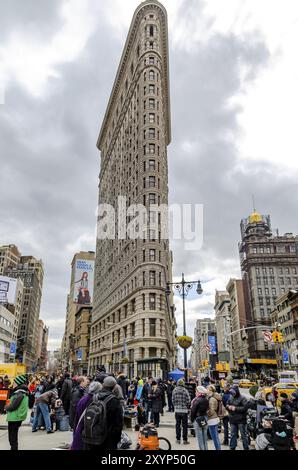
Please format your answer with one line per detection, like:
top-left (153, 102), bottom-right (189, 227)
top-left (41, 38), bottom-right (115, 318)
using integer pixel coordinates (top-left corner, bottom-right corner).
top-left (278, 370), bottom-right (298, 383)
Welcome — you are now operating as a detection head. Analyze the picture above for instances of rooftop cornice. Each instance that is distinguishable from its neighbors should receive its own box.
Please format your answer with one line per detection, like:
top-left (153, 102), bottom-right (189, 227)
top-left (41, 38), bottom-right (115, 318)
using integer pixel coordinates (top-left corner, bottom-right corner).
top-left (97, 0), bottom-right (171, 151)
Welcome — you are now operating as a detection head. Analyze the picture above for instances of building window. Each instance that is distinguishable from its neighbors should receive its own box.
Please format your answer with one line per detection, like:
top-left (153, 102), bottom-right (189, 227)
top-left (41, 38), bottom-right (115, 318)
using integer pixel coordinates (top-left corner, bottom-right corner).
top-left (149, 271), bottom-right (156, 286)
top-left (142, 319), bottom-right (145, 337)
top-left (258, 288), bottom-right (262, 295)
top-left (149, 230), bottom-right (156, 241)
top-left (149, 293), bottom-right (156, 310)
top-left (149, 249), bottom-right (156, 261)
top-left (149, 319), bottom-right (156, 336)
top-left (149, 57), bottom-right (154, 65)
top-left (149, 176), bottom-right (156, 187)
top-left (149, 85), bottom-right (155, 94)
top-left (149, 159), bottom-right (155, 171)
top-left (142, 294), bottom-right (146, 310)
top-left (131, 323), bottom-right (135, 337)
top-left (149, 98), bottom-right (155, 109)
top-left (149, 347), bottom-right (157, 357)
top-left (149, 143), bottom-right (155, 153)
top-left (149, 70), bottom-right (155, 80)
top-left (149, 128), bottom-right (155, 139)
top-left (143, 271), bottom-right (146, 286)
top-left (149, 25), bottom-right (154, 37)
top-left (149, 193), bottom-right (156, 205)
top-left (149, 113), bottom-right (155, 124)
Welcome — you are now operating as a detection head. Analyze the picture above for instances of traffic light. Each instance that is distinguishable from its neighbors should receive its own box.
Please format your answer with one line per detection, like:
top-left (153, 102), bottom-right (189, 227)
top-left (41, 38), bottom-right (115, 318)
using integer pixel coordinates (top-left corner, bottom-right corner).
top-left (272, 331), bottom-right (283, 343)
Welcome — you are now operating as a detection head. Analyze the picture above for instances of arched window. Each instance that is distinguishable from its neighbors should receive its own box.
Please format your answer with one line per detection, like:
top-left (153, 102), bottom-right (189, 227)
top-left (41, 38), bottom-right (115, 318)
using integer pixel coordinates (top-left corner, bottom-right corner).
top-left (149, 70), bottom-right (155, 80)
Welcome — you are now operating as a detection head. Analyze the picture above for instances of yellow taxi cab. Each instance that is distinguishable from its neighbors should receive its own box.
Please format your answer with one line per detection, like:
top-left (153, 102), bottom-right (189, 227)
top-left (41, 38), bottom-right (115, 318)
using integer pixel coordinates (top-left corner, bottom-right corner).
top-left (272, 382), bottom-right (298, 407)
top-left (238, 379), bottom-right (257, 388)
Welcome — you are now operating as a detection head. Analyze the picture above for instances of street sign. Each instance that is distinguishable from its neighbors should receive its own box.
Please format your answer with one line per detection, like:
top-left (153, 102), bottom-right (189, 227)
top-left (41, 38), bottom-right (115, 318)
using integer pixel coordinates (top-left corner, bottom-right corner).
top-left (262, 331), bottom-right (273, 343)
top-left (76, 349), bottom-right (82, 361)
top-left (282, 349), bottom-right (289, 364)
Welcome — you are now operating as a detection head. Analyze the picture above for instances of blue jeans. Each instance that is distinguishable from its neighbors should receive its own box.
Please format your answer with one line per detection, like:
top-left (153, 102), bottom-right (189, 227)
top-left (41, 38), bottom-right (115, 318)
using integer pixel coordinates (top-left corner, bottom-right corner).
top-left (32, 403), bottom-right (52, 432)
top-left (230, 423), bottom-right (249, 450)
top-left (194, 418), bottom-right (208, 450)
top-left (208, 424), bottom-right (221, 450)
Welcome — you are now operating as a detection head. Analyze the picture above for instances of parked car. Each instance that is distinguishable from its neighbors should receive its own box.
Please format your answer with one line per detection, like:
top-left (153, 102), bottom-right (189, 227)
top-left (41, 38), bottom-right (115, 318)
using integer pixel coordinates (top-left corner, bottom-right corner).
top-left (239, 379), bottom-right (257, 388)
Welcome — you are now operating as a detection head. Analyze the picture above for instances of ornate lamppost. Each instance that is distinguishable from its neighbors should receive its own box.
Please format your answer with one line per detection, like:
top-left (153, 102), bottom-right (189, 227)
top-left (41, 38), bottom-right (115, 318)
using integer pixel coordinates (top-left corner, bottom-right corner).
top-left (166, 273), bottom-right (203, 382)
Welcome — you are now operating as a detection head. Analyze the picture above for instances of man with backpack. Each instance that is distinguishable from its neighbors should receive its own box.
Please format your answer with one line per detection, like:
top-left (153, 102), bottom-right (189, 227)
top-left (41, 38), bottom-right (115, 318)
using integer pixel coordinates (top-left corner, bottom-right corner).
top-left (82, 376), bottom-right (123, 451)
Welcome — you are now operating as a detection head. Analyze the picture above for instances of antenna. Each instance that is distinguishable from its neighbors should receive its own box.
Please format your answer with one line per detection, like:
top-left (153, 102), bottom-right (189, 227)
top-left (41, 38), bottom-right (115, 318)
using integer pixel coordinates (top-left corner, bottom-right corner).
top-left (252, 194), bottom-right (256, 212)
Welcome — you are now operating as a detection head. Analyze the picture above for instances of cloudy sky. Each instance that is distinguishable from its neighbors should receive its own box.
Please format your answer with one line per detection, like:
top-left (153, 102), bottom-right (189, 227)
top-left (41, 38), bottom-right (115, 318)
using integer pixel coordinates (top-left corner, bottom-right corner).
top-left (1, 0), bottom-right (298, 351)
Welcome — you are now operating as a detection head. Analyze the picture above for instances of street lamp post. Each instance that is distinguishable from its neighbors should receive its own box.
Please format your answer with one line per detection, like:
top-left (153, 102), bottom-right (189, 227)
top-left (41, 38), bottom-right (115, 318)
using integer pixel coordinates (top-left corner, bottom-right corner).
top-left (166, 273), bottom-right (203, 382)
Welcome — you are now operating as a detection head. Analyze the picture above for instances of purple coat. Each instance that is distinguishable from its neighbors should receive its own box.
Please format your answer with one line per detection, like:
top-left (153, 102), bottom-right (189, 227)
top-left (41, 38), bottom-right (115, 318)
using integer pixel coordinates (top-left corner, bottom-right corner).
top-left (71, 393), bottom-right (92, 450)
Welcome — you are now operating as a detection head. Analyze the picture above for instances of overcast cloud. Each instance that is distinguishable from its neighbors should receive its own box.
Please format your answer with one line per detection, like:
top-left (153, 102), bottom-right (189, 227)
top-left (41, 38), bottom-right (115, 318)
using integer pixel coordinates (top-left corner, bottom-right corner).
top-left (1, 0), bottom-right (298, 350)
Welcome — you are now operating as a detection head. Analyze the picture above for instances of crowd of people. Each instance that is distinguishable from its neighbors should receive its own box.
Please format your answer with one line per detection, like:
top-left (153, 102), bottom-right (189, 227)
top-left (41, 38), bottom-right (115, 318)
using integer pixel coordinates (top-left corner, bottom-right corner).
top-left (1, 369), bottom-right (298, 451)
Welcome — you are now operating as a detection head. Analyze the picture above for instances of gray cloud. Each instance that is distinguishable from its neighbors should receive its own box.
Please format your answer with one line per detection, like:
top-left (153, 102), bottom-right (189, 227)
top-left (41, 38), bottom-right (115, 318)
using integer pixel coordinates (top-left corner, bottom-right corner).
top-left (1, 1), bottom-right (298, 350)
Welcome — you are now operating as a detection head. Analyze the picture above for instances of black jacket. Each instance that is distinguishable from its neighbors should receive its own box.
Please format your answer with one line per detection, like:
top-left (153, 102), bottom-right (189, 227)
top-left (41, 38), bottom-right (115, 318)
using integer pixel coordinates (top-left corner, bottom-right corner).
top-left (190, 396), bottom-right (209, 422)
top-left (227, 394), bottom-right (249, 425)
top-left (89, 389), bottom-right (123, 450)
top-left (280, 399), bottom-right (294, 427)
top-left (69, 386), bottom-right (85, 428)
top-left (141, 382), bottom-right (152, 403)
top-left (61, 378), bottom-right (72, 406)
top-left (150, 386), bottom-right (163, 413)
top-left (117, 376), bottom-right (127, 399)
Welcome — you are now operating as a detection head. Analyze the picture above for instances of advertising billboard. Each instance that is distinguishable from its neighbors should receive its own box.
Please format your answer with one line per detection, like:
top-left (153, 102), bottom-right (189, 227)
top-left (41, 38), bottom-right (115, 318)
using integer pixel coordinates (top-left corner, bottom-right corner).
top-left (208, 335), bottom-right (217, 355)
top-left (0, 276), bottom-right (18, 305)
top-left (73, 259), bottom-right (94, 305)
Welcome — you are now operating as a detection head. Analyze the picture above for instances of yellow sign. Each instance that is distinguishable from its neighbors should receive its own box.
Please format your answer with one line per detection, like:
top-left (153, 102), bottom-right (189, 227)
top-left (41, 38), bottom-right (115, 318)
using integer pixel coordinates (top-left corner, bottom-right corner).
top-left (216, 362), bottom-right (231, 372)
top-left (0, 363), bottom-right (26, 380)
top-left (238, 359), bottom-right (278, 365)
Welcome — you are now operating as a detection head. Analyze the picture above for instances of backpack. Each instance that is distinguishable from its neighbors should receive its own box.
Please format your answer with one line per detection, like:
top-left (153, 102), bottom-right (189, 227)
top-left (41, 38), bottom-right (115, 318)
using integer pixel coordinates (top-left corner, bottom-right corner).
top-left (82, 393), bottom-right (114, 446)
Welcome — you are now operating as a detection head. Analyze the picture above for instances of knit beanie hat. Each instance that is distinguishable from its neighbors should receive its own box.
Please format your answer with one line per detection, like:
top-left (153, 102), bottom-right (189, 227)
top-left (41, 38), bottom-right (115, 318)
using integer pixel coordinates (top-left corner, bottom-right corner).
top-left (196, 386), bottom-right (208, 395)
top-left (103, 376), bottom-right (117, 390)
top-left (177, 379), bottom-right (185, 386)
top-left (14, 375), bottom-right (27, 386)
top-left (89, 381), bottom-right (102, 394)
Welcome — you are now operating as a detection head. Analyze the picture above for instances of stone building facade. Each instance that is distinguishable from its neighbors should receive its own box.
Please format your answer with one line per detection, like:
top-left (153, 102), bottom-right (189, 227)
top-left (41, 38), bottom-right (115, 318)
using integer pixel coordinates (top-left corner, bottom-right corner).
top-left (89, 0), bottom-right (176, 379)
top-left (214, 290), bottom-right (233, 364)
top-left (239, 211), bottom-right (298, 361)
top-left (226, 278), bottom-right (249, 365)
top-left (191, 318), bottom-right (216, 373)
top-left (73, 306), bottom-right (92, 375)
top-left (272, 290), bottom-right (298, 369)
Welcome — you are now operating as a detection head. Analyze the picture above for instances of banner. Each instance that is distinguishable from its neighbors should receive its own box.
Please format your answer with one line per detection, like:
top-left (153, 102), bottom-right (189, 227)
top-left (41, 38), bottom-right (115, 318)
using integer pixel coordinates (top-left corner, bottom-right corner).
top-left (73, 259), bottom-right (94, 305)
top-left (208, 335), bottom-right (217, 355)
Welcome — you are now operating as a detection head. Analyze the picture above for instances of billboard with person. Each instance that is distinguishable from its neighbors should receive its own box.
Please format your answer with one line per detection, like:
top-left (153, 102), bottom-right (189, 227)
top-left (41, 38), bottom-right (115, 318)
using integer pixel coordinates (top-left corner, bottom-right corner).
top-left (73, 259), bottom-right (94, 305)
top-left (0, 276), bottom-right (18, 305)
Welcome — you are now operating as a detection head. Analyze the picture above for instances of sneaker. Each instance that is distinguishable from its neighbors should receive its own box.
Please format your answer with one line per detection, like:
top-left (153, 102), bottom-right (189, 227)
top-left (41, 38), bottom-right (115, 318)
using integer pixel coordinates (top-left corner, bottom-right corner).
top-left (47, 430), bottom-right (54, 434)
top-left (176, 440), bottom-right (181, 444)
top-left (32, 430), bottom-right (38, 433)
top-left (183, 441), bottom-right (190, 445)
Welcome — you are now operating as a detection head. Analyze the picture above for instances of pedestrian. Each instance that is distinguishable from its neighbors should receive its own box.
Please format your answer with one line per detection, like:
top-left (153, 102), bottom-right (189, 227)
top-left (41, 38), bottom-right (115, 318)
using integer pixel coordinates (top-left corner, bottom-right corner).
top-left (206, 385), bottom-right (222, 450)
top-left (141, 377), bottom-right (153, 423)
top-left (83, 376), bottom-right (123, 451)
top-left (127, 380), bottom-right (136, 405)
top-left (69, 376), bottom-right (88, 429)
top-left (280, 393), bottom-right (294, 427)
top-left (149, 380), bottom-right (162, 427)
top-left (71, 381), bottom-right (102, 450)
top-left (60, 373), bottom-right (72, 415)
top-left (5, 375), bottom-right (29, 450)
top-left (0, 376), bottom-right (4, 389)
top-left (221, 384), bottom-right (232, 445)
top-left (190, 386), bottom-right (209, 450)
top-left (166, 380), bottom-right (175, 412)
top-left (172, 379), bottom-right (191, 445)
top-left (117, 372), bottom-right (128, 400)
top-left (226, 386), bottom-right (250, 450)
top-left (32, 387), bottom-right (58, 434)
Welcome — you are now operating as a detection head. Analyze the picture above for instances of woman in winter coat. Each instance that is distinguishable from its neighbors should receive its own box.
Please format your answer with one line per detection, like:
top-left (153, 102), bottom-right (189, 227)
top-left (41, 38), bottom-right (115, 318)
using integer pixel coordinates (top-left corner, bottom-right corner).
top-left (190, 386), bottom-right (209, 450)
top-left (207, 385), bottom-right (222, 450)
top-left (71, 381), bottom-right (102, 450)
top-left (149, 381), bottom-right (163, 427)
